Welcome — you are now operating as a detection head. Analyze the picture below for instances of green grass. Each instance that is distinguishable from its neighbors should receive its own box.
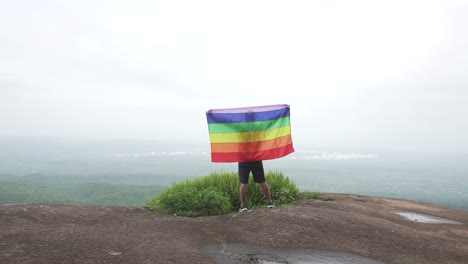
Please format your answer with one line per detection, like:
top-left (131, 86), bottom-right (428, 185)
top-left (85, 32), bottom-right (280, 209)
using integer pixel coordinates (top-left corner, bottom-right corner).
top-left (299, 191), bottom-right (321, 200)
top-left (146, 171), bottom-right (300, 217)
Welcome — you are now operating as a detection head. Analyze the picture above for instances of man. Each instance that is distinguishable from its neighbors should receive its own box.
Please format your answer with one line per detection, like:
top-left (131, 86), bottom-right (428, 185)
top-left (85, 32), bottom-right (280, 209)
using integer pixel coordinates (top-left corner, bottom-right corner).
top-left (238, 160), bottom-right (275, 212)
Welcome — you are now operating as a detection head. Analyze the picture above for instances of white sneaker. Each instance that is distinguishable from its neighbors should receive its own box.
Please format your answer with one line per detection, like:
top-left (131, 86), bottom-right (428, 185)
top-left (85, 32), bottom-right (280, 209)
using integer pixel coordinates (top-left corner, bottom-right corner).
top-left (239, 206), bottom-right (248, 212)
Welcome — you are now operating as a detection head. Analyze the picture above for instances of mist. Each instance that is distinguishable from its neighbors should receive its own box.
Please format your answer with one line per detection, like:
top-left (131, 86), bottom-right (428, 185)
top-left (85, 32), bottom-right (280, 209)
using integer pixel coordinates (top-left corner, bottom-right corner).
top-left (1, 1), bottom-right (467, 209)
top-left (1, 1), bottom-right (468, 153)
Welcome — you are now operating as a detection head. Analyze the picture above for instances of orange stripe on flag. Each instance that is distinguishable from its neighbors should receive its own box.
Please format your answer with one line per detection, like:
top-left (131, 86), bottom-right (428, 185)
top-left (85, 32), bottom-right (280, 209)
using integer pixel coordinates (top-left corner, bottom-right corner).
top-left (211, 135), bottom-right (292, 153)
top-left (211, 144), bottom-right (295, 162)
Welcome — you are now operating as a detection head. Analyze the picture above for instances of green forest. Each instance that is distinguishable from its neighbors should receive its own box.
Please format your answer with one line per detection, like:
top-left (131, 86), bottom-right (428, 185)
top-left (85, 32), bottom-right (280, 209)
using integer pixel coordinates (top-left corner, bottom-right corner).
top-left (0, 174), bottom-right (166, 206)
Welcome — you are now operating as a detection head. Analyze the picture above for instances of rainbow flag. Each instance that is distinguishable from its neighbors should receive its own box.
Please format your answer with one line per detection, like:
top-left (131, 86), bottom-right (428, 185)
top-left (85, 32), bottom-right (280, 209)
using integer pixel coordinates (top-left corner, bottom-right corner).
top-left (206, 104), bottom-right (295, 162)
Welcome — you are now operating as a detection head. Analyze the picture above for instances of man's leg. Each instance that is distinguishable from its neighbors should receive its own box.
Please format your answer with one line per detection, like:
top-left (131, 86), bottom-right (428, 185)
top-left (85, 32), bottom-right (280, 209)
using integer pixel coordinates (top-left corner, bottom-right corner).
top-left (238, 163), bottom-right (250, 210)
top-left (240, 183), bottom-right (248, 208)
top-left (260, 181), bottom-right (272, 203)
top-left (251, 161), bottom-right (274, 207)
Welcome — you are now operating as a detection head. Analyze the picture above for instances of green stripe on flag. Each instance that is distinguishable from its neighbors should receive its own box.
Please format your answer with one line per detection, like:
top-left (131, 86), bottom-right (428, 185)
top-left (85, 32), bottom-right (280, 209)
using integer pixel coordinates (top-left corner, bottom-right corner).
top-left (208, 117), bottom-right (290, 133)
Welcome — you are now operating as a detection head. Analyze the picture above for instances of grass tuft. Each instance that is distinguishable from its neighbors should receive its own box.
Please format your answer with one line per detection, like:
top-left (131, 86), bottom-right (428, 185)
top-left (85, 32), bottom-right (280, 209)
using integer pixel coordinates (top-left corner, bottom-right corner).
top-left (147, 171), bottom-right (299, 217)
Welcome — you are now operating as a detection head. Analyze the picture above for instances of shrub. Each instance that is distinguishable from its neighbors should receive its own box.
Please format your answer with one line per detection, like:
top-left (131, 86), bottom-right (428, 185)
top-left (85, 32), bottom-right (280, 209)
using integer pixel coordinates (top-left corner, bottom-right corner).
top-left (147, 171), bottom-right (299, 217)
top-left (263, 170), bottom-right (300, 206)
top-left (148, 187), bottom-right (231, 217)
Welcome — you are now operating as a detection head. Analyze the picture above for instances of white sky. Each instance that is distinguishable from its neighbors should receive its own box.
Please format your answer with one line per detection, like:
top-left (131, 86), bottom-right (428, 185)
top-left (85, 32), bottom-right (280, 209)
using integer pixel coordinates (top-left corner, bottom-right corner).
top-left (1, 0), bottom-right (467, 153)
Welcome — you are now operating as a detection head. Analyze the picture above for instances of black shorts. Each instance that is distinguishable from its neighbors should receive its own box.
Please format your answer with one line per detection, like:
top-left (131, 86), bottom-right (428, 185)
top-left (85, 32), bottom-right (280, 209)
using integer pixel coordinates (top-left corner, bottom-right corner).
top-left (238, 161), bottom-right (265, 184)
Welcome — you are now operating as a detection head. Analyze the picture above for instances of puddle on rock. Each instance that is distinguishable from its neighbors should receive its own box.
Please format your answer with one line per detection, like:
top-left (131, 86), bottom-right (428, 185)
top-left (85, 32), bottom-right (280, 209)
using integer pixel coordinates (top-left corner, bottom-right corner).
top-left (204, 243), bottom-right (383, 264)
top-left (393, 210), bottom-right (463, 224)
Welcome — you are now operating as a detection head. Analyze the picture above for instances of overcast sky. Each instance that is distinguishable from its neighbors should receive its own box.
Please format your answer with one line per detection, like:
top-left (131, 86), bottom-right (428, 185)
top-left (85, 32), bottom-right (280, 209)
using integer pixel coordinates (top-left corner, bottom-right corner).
top-left (1, 0), bottom-right (467, 153)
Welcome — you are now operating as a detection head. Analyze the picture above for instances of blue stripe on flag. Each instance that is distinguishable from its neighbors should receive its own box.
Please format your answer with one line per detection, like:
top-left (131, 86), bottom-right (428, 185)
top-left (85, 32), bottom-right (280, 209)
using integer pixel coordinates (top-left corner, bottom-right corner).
top-left (207, 107), bottom-right (290, 124)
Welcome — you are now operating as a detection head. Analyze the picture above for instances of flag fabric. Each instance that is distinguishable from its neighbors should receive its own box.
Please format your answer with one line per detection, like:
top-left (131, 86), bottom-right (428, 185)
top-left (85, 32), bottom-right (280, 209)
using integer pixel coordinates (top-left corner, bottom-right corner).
top-left (206, 104), bottom-right (295, 162)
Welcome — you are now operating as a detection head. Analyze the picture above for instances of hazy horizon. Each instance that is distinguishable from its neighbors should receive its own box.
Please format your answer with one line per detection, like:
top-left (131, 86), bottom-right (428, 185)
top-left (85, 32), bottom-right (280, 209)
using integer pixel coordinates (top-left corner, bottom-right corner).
top-left (1, 0), bottom-right (468, 154)
top-left (1, 1), bottom-right (467, 210)
top-left (1, 136), bottom-right (467, 210)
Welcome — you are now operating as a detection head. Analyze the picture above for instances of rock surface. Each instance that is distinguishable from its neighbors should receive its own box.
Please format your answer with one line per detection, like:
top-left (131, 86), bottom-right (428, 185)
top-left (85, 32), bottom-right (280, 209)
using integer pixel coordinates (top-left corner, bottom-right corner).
top-left (1, 193), bottom-right (467, 263)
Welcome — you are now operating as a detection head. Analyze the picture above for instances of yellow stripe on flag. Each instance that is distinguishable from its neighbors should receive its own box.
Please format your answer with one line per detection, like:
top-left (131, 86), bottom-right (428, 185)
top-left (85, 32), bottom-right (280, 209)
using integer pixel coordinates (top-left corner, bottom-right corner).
top-left (209, 125), bottom-right (291, 143)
